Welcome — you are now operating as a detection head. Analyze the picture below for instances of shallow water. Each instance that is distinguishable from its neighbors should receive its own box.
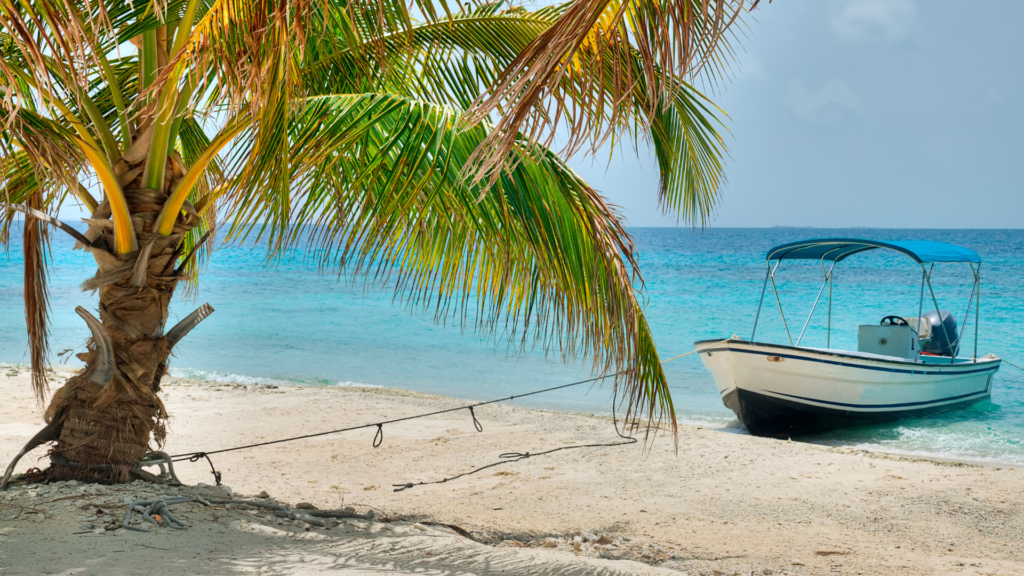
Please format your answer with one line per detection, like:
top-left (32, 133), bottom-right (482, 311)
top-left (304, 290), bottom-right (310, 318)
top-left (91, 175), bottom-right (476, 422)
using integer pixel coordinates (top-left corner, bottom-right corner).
top-left (1, 227), bottom-right (1022, 465)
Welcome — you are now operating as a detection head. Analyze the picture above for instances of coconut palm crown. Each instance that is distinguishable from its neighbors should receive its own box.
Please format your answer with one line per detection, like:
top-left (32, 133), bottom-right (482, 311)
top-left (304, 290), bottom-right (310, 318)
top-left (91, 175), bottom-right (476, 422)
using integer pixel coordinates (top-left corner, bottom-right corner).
top-left (0, 0), bottom-right (747, 484)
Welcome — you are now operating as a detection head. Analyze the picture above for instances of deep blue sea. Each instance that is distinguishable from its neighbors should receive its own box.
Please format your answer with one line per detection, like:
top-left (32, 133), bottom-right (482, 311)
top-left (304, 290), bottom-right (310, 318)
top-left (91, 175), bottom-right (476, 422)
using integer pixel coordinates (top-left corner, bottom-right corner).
top-left (2, 228), bottom-right (1022, 465)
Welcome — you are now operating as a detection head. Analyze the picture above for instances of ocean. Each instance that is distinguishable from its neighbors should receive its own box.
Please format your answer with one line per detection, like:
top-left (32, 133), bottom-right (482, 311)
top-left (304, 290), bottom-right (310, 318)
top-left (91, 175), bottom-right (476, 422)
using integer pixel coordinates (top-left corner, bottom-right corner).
top-left (2, 227), bottom-right (1022, 466)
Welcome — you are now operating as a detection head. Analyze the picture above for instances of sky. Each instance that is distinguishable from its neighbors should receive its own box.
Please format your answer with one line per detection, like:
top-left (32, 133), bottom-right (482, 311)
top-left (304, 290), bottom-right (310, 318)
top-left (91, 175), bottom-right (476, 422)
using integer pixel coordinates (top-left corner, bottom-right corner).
top-left (568, 0), bottom-right (1024, 228)
top-left (49, 0), bottom-right (1022, 230)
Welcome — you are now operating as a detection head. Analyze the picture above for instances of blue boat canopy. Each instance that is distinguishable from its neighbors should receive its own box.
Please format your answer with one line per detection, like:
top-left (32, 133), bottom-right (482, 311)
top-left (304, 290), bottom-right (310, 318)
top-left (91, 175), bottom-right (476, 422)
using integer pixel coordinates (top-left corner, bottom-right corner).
top-left (767, 239), bottom-right (981, 264)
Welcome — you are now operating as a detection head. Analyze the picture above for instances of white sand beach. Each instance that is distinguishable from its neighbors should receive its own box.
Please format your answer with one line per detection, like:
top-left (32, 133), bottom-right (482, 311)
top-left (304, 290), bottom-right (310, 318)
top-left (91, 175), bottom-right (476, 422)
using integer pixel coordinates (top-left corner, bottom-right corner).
top-left (1, 368), bottom-right (1022, 575)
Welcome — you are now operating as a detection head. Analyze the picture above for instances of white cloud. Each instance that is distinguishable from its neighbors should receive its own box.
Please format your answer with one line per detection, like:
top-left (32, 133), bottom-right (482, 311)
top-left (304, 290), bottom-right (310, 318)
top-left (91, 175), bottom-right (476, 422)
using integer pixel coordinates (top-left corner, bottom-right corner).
top-left (831, 0), bottom-right (918, 43)
top-left (785, 79), bottom-right (862, 122)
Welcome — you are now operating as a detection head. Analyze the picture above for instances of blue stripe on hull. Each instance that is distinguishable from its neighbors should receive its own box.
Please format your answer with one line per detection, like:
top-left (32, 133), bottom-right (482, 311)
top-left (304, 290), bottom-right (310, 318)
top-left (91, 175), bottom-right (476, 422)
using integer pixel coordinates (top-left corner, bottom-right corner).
top-left (699, 346), bottom-right (1001, 377)
top-left (766, 389), bottom-right (990, 410)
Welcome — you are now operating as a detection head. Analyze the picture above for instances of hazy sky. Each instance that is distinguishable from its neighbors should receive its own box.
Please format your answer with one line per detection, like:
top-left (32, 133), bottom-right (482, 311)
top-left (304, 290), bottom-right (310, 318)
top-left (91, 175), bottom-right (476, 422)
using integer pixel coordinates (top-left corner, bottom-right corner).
top-left (569, 0), bottom-right (1024, 228)
top-left (51, 1), bottom-right (1022, 229)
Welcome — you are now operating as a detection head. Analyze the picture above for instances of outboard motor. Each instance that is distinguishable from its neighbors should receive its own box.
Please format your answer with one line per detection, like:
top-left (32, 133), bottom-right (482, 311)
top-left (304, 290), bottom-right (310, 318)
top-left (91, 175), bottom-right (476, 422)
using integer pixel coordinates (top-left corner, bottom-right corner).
top-left (921, 310), bottom-right (958, 356)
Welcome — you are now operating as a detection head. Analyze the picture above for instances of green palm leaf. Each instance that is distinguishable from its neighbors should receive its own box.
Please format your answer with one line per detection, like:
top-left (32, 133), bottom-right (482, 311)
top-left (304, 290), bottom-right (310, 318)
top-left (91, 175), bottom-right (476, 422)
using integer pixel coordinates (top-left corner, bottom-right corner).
top-left (219, 92), bottom-right (673, 430)
top-left (304, 2), bottom-right (727, 222)
top-left (463, 0), bottom-right (748, 181)
top-left (0, 0), bottom-right (746, 454)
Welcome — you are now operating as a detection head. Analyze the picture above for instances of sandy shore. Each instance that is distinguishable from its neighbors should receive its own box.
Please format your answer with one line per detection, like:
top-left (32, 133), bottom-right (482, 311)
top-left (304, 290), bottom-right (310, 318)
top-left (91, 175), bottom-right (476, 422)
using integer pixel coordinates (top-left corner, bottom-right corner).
top-left (1, 367), bottom-right (1023, 575)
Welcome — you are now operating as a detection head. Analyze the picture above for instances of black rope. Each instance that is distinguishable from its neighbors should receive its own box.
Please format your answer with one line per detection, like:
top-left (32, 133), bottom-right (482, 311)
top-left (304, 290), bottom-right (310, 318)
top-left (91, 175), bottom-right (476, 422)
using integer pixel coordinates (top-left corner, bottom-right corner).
top-left (170, 370), bottom-right (620, 463)
top-left (469, 406), bottom-right (483, 432)
top-left (392, 386), bottom-right (637, 492)
top-left (372, 424), bottom-right (384, 448)
top-left (188, 452), bottom-right (222, 486)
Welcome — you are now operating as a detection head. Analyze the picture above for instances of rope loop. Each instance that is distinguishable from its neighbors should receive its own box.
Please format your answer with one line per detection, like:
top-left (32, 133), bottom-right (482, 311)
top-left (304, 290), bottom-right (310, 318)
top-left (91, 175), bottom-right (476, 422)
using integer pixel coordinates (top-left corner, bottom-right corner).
top-left (468, 406), bottom-right (483, 432)
top-left (188, 452), bottom-right (222, 486)
top-left (373, 424), bottom-right (384, 448)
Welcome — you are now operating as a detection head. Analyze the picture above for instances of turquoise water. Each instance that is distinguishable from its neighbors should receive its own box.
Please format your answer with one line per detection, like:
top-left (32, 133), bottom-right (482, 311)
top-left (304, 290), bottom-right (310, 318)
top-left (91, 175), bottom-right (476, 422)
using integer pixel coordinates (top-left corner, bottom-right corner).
top-left (2, 228), bottom-right (1022, 465)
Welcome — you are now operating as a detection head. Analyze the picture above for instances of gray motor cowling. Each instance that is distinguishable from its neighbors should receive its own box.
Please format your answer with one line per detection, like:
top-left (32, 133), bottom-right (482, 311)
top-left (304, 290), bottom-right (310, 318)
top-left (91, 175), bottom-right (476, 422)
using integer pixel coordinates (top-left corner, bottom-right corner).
top-left (921, 310), bottom-right (958, 356)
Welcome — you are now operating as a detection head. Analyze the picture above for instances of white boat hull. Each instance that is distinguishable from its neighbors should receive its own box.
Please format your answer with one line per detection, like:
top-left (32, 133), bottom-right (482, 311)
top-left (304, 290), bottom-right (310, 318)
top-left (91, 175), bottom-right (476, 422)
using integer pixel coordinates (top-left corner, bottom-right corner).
top-left (694, 338), bottom-right (1001, 437)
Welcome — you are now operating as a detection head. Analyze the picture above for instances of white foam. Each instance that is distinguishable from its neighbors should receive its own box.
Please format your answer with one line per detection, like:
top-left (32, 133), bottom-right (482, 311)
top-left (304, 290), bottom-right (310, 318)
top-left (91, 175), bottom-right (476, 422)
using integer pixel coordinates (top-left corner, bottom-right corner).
top-left (837, 426), bottom-right (1024, 467)
top-left (676, 413), bottom-right (745, 430)
top-left (332, 380), bottom-right (381, 389)
top-left (589, 410), bottom-right (744, 431)
top-left (850, 445), bottom-right (1024, 468)
top-left (167, 367), bottom-right (379, 389)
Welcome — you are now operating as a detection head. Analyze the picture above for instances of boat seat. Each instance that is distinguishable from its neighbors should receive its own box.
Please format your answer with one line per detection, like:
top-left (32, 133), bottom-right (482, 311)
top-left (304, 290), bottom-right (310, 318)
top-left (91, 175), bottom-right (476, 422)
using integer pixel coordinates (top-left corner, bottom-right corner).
top-left (902, 316), bottom-right (933, 339)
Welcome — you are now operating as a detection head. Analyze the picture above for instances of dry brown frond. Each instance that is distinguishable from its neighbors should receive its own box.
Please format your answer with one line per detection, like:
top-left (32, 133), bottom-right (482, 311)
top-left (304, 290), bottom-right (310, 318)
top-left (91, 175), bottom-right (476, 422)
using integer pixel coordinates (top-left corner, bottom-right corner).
top-left (464, 0), bottom-right (752, 185)
top-left (0, 106), bottom-right (82, 406)
top-left (23, 189), bottom-right (51, 403)
top-left (0, 0), bottom-right (110, 112)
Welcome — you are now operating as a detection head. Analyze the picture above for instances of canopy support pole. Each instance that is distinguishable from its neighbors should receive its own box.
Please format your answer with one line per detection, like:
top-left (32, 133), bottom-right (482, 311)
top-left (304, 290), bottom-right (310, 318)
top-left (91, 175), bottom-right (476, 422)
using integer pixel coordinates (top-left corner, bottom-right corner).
top-left (769, 260), bottom-right (793, 346)
top-left (921, 265), bottom-right (956, 364)
top-left (827, 267), bottom-right (833, 348)
top-left (818, 247), bottom-right (845, 349)
top-left (955, 264), bottom-right (979, 361)
top-left (971, 263), bottom-right (981, 361)
top-left (797, 262), bottom-right (835, 347)
top-left (916, 270), bottom-right (925, 361)
top-left (750, 263), bottom-right (775, 342)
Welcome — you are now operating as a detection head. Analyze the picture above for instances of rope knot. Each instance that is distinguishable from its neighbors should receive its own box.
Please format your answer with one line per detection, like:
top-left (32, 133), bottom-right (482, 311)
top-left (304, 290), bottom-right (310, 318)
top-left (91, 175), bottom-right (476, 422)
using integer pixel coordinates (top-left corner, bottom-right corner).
top-left (188, 452), bottom-right (222, 486)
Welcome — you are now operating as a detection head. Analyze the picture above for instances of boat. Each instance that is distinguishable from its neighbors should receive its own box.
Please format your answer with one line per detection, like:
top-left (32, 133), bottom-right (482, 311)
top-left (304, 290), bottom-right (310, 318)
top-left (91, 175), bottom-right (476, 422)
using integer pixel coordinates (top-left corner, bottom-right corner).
top-left (694, 238), bottom-right (1001, 437)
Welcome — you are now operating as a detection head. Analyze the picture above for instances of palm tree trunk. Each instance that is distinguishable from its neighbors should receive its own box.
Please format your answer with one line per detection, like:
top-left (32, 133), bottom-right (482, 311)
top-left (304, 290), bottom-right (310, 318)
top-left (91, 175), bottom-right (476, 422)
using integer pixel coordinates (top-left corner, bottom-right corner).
top-left (43, 159), bottom-right (200, 484)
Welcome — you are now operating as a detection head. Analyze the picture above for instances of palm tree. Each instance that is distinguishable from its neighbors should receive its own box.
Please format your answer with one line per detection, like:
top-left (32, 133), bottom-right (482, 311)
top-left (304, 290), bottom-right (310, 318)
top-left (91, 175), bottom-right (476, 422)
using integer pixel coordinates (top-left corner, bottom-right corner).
top-left (0, 0), bottom-right (747, 485)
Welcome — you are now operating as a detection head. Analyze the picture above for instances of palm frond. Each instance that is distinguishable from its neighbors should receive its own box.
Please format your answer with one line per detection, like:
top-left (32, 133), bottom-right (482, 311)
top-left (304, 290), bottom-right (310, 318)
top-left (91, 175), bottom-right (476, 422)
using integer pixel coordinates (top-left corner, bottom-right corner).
top-left (0, 101), bottom-right (82, 403)
top-left (304, 2), bottom-right (559, 109)
top-left (0, 150), bottom-right (66, 402)
top-left (173, 116), bottom-right (223, 286)
top-left (304, 2), bottom-right (727, 222)
top-left (0, 1), bottom-right (106, 118)
top-left (87, 54), bottom-right (139, 141)
top-left (0, 0), bottom-right (749, 437)
top-left (22, 187), bottom-right (51, 402)
top-left (644, 81), bottom-right (726, 223)
top-left (220, 92), bottom-right (673, 434)
top-left (0, 109), bottom-right (82, 209)
top-left (168, 0), bottom-right (458, 122)
top-left (461, 0), bottom-right (749, 185)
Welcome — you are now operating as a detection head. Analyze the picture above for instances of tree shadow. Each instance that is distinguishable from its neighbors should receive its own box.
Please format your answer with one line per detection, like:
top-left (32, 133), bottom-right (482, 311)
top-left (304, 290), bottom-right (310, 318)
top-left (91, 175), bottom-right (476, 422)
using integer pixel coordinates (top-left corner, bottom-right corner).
top-left (0, 514), bottom-right (672, 576)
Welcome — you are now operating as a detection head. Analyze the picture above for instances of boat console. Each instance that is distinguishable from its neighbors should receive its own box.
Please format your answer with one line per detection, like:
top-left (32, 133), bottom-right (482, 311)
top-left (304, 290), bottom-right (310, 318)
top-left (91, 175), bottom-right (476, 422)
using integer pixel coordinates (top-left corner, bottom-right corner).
top-left (857, 311), bottom-right (960, 361)
top-left (857, 320), bottom-right (919, 360)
